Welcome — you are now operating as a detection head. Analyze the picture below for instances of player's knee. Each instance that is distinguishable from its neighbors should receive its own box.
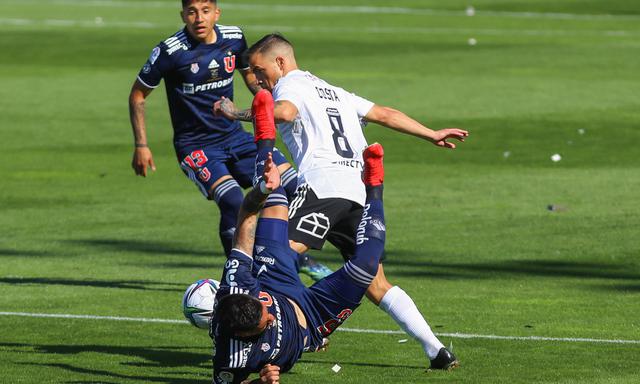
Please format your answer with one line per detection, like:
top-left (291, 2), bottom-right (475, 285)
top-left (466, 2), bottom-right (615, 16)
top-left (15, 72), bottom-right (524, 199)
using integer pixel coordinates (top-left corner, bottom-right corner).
top-left (212, 178), bottom-right (243, 214)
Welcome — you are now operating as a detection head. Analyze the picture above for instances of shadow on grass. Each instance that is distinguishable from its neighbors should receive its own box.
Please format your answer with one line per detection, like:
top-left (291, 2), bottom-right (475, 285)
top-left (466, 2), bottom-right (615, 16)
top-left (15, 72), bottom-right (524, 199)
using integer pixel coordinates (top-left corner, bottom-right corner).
top-left (375, 250), bottom-right (640, 283)
top-left (0, 249), bottom-right (55, 257)
top-left (67, 239), bottom-right (223, 258)
top-left (0, 277), bottom-right (186, 292)
top-left (6, 342), bottom-right (210, 383)
top-left (22, 362), bottom-right (204, 384)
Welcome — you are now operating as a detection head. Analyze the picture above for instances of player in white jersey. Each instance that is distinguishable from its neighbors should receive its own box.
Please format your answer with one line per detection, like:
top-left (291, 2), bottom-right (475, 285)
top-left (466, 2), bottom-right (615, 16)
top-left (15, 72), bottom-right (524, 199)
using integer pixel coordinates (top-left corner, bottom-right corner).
top-left (215, 34), bottom-right (468, 370)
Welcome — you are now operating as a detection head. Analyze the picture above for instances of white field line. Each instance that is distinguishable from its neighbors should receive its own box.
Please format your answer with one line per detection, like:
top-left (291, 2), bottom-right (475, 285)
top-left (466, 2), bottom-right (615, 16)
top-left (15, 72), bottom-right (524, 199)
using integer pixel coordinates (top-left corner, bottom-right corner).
top-left (0, 18), bottom-right (636, 38)
top-left (6, 0), bottom-right (640, 21)
top-left (1, 311), bottom-right (639, 345)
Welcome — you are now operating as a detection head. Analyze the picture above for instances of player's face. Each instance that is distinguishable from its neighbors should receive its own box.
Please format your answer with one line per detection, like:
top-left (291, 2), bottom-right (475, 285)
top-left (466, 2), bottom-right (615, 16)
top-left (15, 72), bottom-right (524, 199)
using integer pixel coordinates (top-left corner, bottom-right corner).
top-left (255, 302), bottom-right (274, 333)
top-left (181, 1), bottom-right (220, 43)
top-left (250, 53), bottom-right (283, 92)
top-left (235, 301), bottom-right (274, 338)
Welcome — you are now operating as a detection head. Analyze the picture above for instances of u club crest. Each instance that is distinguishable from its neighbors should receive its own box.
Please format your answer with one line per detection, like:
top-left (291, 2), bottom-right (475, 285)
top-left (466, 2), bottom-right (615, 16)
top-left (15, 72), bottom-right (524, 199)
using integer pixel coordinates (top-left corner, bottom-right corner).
top-left (224, 55), bottom-right (236, 73)
top-left (190, 63), bottom-right (200, 74)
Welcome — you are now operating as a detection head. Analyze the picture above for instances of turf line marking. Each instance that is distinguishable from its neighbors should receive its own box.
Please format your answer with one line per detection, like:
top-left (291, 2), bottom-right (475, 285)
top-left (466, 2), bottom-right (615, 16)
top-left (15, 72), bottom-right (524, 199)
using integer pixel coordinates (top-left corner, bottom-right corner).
top-left (7, 0), bottom-right (640, 21)
top-left (0, 18), bottom-right (636, 38)
top-left (2, 311), bottom-right (639, 345)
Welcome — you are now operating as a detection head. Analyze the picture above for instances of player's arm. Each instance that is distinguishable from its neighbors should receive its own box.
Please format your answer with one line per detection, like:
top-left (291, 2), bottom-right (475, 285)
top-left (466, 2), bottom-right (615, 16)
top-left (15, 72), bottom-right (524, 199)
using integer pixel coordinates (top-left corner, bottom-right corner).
top-left (364, 105), bottom-right (469, 149)
top-left (214, 99), bottom-right (298, 124)
top-left (129, 79), bottom-right (157, 176)
top-left (214, 366), bottom-right (250, 384)
top-left (239, 364), bottom-right (281, 384)
top-left (239, 68), bottom-right (263, 96)
top-left (233, 153), bottom-right (282, 255)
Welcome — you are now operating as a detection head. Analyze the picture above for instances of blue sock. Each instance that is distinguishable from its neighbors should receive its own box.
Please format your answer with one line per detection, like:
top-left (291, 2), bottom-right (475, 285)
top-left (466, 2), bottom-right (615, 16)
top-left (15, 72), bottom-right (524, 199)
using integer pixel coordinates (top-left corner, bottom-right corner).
top-left (280, 166), bottom-right (299, 202)
top-left (212, 179), bottom-right (244, 257)
top-left (253, 141), bottom-right (274, 186)
top-left (342, 187), bottom-right (385, 287)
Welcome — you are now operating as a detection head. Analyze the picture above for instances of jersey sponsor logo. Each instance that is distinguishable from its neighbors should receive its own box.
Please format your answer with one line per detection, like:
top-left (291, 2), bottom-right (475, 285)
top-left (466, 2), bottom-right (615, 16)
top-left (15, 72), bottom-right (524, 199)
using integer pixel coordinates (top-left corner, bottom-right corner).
top-left (183, 78), bottom-right (233, 94)
top-left (371, 219), bottom-right (386, 232)
top-left (217, 371), bottom-right (234, 383)
top-left (183, 83), bottom-right (195, 94)
top-left (332, 159), bottom-right (363, 169)
top-left (190, 63), bottom-right (200, 74)
top-left (164, 35), bottom-right (189, 55)
top-left (356, 203), bottom-right (382, 245)
top-left (224, 259), bottom-right (240, 287)
top-left (222, 32), bottom-right (243, 39)
top-left (224, 55), bottom-right (236, 73)
top-left (208, 58), bottom-right (220, 78)
top-left (296, 213), bottom-right (330, 239)
top-left (149, 46), bottom-right (161, 64)
top-left (195, 77), bottom-right (233, 92)
top-left (256, 264), bottom-right (268, 278)
top-left (255, 255), bottom-right (275, 265)
top-left (268, 296), bottom-right (283, 360)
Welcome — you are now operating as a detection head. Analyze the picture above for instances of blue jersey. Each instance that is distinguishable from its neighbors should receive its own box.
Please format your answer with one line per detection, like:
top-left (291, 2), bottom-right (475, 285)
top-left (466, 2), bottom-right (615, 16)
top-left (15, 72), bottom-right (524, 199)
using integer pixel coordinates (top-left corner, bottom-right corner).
top-left (211, 248), bottom-right (310, 384)
top-left (137, 25), bottom-right (249, 147)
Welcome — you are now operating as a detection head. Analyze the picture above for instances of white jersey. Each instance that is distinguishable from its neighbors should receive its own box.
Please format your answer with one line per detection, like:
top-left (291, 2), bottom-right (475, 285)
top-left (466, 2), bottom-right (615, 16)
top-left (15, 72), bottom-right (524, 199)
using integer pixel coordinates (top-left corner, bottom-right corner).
top-left (272, 70), bottom-right (374, 206)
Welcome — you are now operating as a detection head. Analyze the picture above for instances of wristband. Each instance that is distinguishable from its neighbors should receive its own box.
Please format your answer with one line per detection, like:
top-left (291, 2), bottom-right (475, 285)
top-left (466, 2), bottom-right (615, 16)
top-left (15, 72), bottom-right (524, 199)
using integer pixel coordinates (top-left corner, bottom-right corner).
top-left (135, 143), bottom-right (148, 148)
top-left (259, 180), bottom-right (272, 195)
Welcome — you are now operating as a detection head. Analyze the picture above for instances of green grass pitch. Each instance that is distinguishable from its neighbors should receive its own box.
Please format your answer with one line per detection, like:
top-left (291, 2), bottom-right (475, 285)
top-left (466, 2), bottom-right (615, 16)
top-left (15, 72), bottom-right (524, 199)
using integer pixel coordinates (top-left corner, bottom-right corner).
top-left (1, 0), bottom-right (640, 382)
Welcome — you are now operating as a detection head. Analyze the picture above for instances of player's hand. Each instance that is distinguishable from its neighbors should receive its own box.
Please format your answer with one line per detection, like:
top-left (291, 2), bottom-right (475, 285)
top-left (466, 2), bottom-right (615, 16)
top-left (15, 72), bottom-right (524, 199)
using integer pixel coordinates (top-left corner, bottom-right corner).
top-left (214, 96), bottom-right (238, 120)
top-left (259, 364), bottom-right (280, 384)
top-left (132, 147), bottom-right (156, 177)
top-left (262, 153), bottom-right (281, 192)
top-left (430, 128), bottom-right (469, 149)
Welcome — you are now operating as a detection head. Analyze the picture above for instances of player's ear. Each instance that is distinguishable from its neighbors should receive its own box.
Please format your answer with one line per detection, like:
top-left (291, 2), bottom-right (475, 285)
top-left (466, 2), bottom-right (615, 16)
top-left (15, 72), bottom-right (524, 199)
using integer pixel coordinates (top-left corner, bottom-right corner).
top-left (214, 6), bottom-right (221, 22)
top-left (179, 10), bottom-right (186, 23)
top-left (266, 313), bottom-right (276, 325)
top-left (275, 56), bottom-right (285, 71)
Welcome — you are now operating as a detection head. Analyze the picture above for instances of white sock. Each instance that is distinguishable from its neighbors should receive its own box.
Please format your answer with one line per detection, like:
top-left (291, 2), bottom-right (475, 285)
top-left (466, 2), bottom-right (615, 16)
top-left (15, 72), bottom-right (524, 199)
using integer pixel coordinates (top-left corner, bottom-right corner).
top-left (379, 286), bottom-right (444, 360)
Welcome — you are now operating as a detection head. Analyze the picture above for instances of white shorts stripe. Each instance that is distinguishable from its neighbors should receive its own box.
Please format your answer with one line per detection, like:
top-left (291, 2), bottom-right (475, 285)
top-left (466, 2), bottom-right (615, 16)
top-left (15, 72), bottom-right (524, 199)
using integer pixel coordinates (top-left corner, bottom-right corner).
top-left (181, 163), bottom-right (207, 197)
top-left (288, 184), bottom-right (308, 219)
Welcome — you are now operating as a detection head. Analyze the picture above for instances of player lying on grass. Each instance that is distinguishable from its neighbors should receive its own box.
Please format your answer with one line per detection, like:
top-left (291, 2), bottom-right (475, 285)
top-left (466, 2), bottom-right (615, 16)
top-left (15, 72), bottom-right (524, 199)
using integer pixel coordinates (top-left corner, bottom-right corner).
top-left (215, 34), bottom-right (465, 370)
top-left (210, 139), bottom-right (388, 382)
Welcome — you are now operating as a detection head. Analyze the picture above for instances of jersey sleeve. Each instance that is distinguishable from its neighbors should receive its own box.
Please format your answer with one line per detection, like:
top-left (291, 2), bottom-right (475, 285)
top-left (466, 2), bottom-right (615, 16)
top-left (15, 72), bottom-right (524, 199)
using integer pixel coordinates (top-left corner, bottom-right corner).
top-left (236, 34), bottom-right (250, 71)
top-left (213, 365), bottom-right (250, 384)
top-left (136, 44), bottom-right (172, 89)
top-left (348, 92), bottom-right (375, 118)
top-left (216, 248), bottom-right (259, 297)
top-left (273, 83), bottom-right (305, 115)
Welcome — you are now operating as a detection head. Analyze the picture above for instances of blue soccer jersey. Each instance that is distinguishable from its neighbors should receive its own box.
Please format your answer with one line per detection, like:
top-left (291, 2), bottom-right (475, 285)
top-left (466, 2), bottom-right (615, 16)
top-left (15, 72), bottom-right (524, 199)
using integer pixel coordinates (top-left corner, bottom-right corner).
top-left (137, 25), bottom-right (249, 147)
top-left (211, 248), bottom-right (309, 384)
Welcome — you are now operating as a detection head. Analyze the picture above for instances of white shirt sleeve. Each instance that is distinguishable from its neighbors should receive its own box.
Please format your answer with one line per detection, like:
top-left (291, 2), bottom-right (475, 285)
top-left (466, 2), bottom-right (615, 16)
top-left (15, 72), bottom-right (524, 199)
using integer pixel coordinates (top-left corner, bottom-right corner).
top-left (273, 83), bottom-right (305, 114)
top-left (349, 92), bottom-right (375, 118)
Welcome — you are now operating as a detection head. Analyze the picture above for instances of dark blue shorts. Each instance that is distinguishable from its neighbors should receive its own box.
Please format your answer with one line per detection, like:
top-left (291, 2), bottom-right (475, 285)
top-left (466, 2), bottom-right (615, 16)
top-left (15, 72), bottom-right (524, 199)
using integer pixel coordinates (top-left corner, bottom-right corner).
top-left (176, 131), bottom-right (289, 198)
top-left (252, 218), bottom-right (367, 350)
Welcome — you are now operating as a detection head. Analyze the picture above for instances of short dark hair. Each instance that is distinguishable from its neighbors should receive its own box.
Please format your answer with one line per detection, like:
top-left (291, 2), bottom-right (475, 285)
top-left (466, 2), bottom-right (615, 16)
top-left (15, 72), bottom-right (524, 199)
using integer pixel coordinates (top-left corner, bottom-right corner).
top-left (246, 33), bottom-right (293, 59)
top-left (182, 0), bottom-right (217, 7)
top-left (216, 294), bottom-right (263, 335)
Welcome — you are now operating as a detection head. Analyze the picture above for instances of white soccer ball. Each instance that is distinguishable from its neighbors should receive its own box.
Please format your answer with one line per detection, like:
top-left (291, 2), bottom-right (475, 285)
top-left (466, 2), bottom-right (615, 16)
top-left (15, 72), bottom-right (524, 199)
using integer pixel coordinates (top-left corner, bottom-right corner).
top-left (182, 278), bottom-right (220, 329)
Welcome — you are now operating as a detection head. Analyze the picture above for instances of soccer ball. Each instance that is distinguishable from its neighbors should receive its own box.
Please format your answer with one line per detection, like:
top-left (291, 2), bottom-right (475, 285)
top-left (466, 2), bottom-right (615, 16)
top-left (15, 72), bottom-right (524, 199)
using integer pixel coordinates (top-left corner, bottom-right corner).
top-left (182, 278), bottom-right (220, 329)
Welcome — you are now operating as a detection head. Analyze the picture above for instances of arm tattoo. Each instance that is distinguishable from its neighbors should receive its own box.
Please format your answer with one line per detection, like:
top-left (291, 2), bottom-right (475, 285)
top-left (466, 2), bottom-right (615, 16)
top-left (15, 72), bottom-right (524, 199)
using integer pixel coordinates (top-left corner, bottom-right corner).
top-left (220, 98), bottom-right (253, 122)
top-left (129, 100), bottom-right (147, 143)
top-left (232, 186), bottom-right (268, 251)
